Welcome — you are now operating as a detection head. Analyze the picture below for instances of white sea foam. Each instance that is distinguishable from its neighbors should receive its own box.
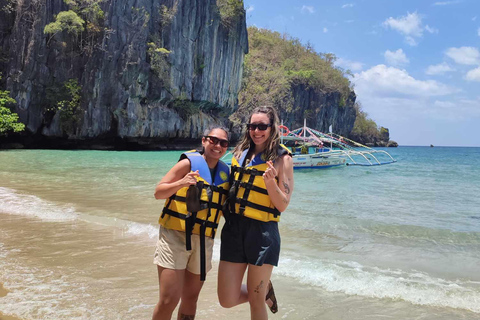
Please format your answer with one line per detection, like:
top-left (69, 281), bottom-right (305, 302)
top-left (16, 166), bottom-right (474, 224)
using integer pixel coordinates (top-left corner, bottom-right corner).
top-left (0, 187), bottom-right (78, 221)
top-left (276, 254), bottom-right (480, 313)
top-left (0, 187), bottom-right (159, 241)
top-left (0, 244), bottom-right (96, 319)
top-left (125, 221), bottom-right (158, 239)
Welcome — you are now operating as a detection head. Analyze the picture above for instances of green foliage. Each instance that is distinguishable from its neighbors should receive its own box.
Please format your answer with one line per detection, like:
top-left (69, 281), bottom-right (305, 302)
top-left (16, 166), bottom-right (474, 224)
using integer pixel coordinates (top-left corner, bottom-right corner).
top-left (132, 6), bottom-right (150, 28)
top-left (235, 27), bottom-right (352, 123)
top-left (171, 99), bottom-right (200, 120)
top-left (0, 90), bottom-right (25, 135)
top-left (160, 3), bottom-right (178, 28)
top-left (217, 0), bottom-right (245, 29)
top-left (44, 1), bottom-right (107, 53)
top-left (44, 10), bottom-right (85, 35)
top-left (351, 102), bottom-right (384, 143)
top-left (46, 79), bottom-right (82, 133)
top-left (147, 42), bottom-right (171, 85)
top-left (1, 0), bottom-right (16, 14)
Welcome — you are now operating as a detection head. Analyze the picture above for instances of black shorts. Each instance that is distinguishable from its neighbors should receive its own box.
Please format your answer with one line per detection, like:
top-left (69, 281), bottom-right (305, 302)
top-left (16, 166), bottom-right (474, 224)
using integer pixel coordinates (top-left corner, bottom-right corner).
top-left (220, 214), bottom-right (281, 266)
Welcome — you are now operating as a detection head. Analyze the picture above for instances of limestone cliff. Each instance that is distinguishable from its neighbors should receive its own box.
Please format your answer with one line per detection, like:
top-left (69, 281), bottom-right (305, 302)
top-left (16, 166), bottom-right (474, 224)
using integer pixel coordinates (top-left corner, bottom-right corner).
top-left (0, 0), bottom-right (248, 148)
top-left (0, 1), bottom-right (387, 149)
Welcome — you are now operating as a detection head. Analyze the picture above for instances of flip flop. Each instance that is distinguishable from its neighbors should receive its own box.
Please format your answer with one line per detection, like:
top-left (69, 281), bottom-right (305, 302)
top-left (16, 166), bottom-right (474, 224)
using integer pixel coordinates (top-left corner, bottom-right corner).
top-left (265, 280), bottom-right (278, 314)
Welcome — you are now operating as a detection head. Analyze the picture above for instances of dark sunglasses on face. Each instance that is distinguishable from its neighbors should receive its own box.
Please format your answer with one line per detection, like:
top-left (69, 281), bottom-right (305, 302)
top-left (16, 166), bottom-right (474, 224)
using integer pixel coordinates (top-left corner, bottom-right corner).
top-left (205, 136), bottom-right (229, 148)
top-left (246, 123), bottom-right (272, 131)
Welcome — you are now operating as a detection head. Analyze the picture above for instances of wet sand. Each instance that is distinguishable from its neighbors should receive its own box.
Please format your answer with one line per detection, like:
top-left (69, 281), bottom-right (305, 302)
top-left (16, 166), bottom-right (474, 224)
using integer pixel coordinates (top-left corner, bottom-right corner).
top-left (0, 283), bottom-right (8, 297)
top-left (0, 283), bottom-right (22, 320)
top-left (0, 313), bottom-right (23, 320)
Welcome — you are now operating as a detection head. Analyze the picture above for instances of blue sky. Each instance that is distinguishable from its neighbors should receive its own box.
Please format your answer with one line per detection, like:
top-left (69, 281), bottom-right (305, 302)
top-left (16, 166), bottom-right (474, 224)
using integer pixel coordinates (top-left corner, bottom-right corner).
top-left (244, 0), bottom-right (480, 146)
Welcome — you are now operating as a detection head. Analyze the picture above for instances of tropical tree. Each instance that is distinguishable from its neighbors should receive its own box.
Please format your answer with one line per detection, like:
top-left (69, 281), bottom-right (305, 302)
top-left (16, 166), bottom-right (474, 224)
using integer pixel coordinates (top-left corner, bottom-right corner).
top-left (0, 87), bottom-right (24, 135)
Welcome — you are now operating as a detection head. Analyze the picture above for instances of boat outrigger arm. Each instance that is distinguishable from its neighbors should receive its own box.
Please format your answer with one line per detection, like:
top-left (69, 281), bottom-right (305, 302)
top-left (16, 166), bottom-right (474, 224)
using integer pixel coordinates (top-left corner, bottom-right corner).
top-left (280, 119), bottom-right (397, 167)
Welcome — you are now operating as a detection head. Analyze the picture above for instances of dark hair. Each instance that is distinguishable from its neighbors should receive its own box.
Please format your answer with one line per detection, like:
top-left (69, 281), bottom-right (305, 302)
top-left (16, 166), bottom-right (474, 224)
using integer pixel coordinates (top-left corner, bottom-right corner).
top-left (233, 106), bottom-right (280, 162)
top-left (198, 126), bottom-right (230, 154)
top-left (203, 126), bottom-right (230, 140)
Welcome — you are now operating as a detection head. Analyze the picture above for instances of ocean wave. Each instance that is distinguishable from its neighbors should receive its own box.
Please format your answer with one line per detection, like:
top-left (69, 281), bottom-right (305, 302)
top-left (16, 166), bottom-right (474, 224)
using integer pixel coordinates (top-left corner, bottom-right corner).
top-left (276, 255), bottom-right (480, 313)
top-left (0, 187), bottom-right (78, 221)
top-left (0, 243), bottom-right (95, 319)
top-left (0, 187), bottom-right (158, 240)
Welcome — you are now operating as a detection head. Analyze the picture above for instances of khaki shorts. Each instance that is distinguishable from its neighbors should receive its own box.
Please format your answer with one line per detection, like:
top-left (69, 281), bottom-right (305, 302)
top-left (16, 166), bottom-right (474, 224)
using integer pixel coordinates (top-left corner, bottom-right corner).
top-left (153, 225), bottom-right (214, 275)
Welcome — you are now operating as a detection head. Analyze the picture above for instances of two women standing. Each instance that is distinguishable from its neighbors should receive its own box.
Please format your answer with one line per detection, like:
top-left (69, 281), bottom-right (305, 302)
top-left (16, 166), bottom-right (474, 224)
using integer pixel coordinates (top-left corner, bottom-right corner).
top-left (153, 106), bottom-right (294, 320)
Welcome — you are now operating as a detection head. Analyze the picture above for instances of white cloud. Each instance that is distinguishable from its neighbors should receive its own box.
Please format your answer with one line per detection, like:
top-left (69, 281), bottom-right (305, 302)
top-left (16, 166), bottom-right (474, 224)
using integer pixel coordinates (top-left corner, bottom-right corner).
top-left (425, 62), bottom-right (455, 75)
top-left (336, 58), bottom-right (364, 72)
top-left (342, 3), bottom-right (355, 9)
top-left (433, 0), bottom-right (461, 5)
top-left (432, 98), bottom-right (480, 120)
top-left (445, 47), bottom-right (480, 65)
top-left (246, 5), bottom-right (254, 14)
top-left (466, 67), bottom-right (480, 81)
top-left (425, 25), bottom-right (439, 34)
top-left (301, 5), bottom-right (315, 14)
top-left (383, 12), bottom-right (424, 46)
top-left (353, 65), bottom-right (457, 98)
top-left (384, 49), bottom-right (410, 67)
top-left (323, 27), bottom-right (328, 33)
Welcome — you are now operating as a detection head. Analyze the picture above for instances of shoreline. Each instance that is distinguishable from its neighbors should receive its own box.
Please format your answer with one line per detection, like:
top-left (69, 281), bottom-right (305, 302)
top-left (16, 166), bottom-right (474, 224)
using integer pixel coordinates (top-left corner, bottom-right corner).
top-left (0, 283), bottom-right (22, 320)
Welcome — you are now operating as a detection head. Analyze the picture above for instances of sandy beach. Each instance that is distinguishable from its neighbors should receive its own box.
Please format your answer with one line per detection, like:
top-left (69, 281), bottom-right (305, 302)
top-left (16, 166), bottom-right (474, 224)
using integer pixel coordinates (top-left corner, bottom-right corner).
top-left (0, 283), bottom-right (21, 320)
top-left (1, 149), bottom-right (480, 319)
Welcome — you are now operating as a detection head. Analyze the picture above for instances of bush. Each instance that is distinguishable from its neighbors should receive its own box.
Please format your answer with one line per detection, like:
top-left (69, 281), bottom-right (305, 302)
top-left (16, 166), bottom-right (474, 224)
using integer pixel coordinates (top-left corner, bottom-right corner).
top-left (46, 79), bottom-right (82, 133)
top-left (0, 90), bottom-right (24, 135)
top-left (235, 27), bottom-right (352, 122)
top-left (217, 0), bottom-right (245, 29)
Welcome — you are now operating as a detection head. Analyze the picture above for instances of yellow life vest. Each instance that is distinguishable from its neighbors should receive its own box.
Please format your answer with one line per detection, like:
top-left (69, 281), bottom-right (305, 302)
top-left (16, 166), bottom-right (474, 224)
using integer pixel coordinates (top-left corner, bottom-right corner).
top-left (159, 151), bottom-right (230, 238)
top-left (159, 150), bottom-right (230, 281)
top-left (229, 145), bottom-right (291, 222)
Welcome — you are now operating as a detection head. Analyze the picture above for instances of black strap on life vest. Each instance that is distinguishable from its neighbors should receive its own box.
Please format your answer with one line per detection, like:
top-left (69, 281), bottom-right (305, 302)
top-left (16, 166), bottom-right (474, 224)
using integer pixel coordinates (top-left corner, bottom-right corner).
top-left (230, 164), bottom-right (281, 219)
top-left (160, 207), bottom-right (219, 229)
top-left (162, 180), bottom-right (225, 281)
top-left (199, 187), bottom-right (214, 281)
top-left (185, 181), bottom-right (203, 251)
top-left (238, 168), bottom-right (258, 215)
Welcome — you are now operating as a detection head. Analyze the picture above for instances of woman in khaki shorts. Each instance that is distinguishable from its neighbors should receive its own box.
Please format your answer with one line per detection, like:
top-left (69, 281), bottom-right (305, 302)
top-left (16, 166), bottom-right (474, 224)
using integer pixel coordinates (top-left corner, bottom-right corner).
top-left (152, 127), bottom-right (230, 320)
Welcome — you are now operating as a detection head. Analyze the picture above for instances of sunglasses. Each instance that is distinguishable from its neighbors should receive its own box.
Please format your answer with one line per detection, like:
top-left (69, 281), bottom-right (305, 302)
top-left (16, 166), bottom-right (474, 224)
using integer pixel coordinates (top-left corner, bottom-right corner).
top-left (205, 136), bottom-right (229, 148)
top-left (246, 123), bottom-right (272, 131)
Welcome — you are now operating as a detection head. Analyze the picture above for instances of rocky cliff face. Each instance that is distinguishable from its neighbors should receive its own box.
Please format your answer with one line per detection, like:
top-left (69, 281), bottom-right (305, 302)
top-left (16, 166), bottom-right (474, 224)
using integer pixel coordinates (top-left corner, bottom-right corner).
top-left (0, 0), bottom-right (377, 149)
top-left (281, 84), bottom-right (357, 137)
top-left (0, 0), bottom-right (248, 148)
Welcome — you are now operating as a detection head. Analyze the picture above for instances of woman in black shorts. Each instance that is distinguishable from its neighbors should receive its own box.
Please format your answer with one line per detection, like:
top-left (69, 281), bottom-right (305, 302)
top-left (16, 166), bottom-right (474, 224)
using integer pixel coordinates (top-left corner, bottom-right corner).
top-left (218, 106), bottom-right (294, 319)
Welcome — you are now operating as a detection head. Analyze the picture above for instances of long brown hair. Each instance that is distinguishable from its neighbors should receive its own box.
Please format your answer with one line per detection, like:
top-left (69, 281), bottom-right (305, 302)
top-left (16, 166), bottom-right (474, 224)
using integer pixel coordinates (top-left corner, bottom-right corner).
top-left (233, 106), bottom-right (280, 162)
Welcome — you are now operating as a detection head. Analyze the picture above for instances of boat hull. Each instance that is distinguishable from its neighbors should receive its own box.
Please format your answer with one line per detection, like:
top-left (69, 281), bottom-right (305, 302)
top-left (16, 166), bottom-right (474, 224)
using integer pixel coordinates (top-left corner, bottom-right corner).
top-left (293, 154), bottom-right (346, 169)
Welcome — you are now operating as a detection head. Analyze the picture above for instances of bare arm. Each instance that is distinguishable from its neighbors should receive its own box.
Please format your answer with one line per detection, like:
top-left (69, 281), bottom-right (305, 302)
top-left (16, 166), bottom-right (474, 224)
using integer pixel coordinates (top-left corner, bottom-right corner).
top-left (154, 159), bottom-right (199, 199)
top-left (263, 155), bottom-right (294, 212)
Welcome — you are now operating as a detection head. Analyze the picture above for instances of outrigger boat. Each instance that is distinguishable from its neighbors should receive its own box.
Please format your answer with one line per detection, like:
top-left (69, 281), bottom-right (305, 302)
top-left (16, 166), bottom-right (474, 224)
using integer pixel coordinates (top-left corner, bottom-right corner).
top-left (280, 120), bottom-right (396, 169)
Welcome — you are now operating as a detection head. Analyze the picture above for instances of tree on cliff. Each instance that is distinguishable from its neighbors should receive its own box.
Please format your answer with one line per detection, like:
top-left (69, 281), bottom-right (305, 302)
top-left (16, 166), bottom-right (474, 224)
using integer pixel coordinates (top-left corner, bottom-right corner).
top-left (232, 27), bottom-right (352, 128)
top-left (44, 0), bottom-right (106, 53)
top-left (0, 88), bottom-right (24, 136)
top-left (350, 102), bottom-right (388, 145)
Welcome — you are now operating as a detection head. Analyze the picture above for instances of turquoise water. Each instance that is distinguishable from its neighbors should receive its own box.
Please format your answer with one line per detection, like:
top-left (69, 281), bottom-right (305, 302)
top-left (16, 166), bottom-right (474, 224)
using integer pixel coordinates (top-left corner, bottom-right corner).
top-left (1, 147), bottom-right (479, 319)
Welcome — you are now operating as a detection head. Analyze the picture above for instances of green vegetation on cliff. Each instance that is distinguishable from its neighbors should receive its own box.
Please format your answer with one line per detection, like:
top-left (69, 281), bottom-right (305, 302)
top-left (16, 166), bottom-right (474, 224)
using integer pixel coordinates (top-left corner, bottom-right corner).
top-left (0, 80), bottom-right (24, 135)
top-left (234, 26), bottom-right (352, 123)
top-left (217, 0), bottom-right (245, 29)
top-left (46, 79), bottom-right (82, 133)
top-left (350, 102), bottom-right (389, 145)
top-left (44, 0), bottom-right (106, 53)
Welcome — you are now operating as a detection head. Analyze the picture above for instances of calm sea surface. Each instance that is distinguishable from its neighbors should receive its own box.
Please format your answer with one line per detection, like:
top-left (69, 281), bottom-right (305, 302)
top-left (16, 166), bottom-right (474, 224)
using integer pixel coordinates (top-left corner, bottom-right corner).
top-left (1, 147), bottom-right (479, 319)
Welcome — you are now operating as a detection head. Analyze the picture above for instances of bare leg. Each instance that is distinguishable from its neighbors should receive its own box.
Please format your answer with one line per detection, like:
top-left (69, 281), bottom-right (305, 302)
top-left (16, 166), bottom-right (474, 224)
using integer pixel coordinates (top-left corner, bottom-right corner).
top-left (246, 264), bottom-right (274, 320)
top-left (217, 261), bottom-right (249, 308)
top-left (152, 266), bottom-right (185, 320)
top-left (177, 270), bottom-right (204, 320)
